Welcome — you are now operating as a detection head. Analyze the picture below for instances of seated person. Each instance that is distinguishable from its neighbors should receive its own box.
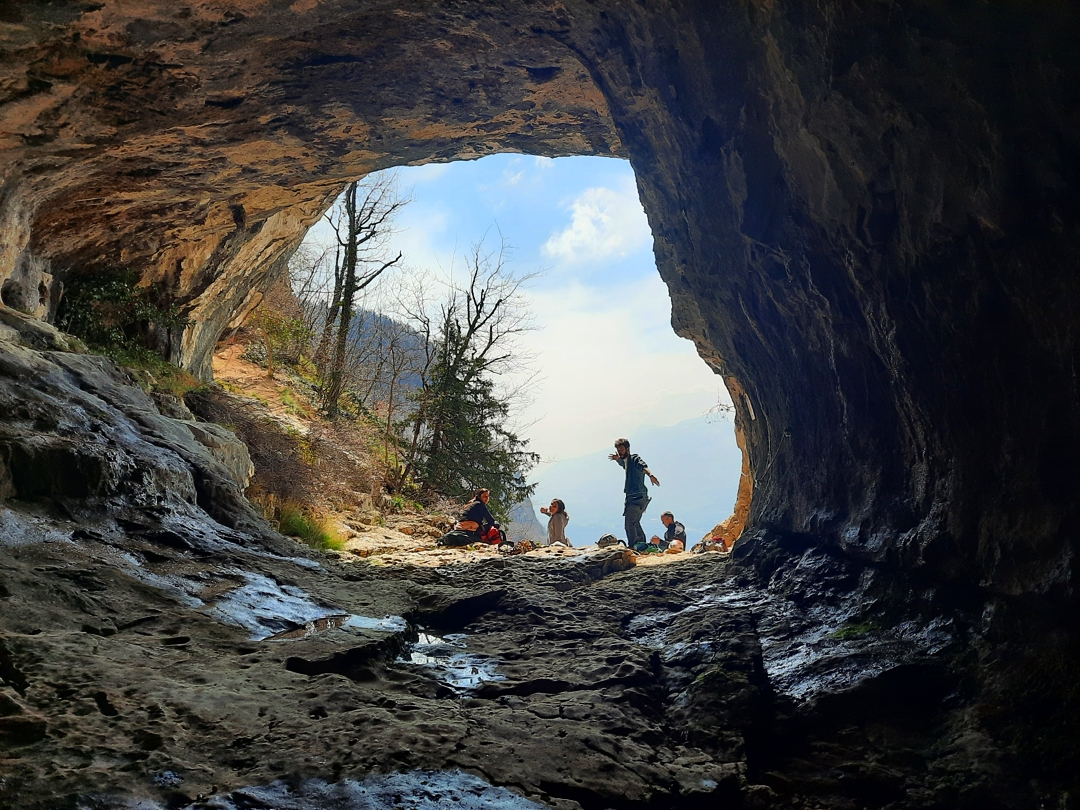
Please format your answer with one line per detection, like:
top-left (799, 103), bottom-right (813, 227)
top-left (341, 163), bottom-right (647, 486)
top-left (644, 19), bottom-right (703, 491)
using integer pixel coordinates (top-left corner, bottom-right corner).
top-left (539, 498), bottom-right (571, 546)
top-left (456, 488), bottom-right (502, 544)
top-left (650, 511), bottom-right (687, 552)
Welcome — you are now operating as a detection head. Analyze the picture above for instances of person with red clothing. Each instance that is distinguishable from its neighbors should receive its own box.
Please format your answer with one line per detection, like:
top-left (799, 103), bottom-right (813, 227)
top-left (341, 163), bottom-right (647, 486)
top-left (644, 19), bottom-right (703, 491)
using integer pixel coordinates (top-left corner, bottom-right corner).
top-left (455, 488), bottom-right (503, 544)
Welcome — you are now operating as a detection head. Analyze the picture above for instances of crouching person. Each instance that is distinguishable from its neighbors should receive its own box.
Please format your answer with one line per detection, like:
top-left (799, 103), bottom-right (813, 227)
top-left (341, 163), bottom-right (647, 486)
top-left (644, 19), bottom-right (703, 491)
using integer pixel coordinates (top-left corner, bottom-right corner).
top-left (438, 489), bottom-right (506, 547)
top-left (651, 510), bottom-right (687, 552)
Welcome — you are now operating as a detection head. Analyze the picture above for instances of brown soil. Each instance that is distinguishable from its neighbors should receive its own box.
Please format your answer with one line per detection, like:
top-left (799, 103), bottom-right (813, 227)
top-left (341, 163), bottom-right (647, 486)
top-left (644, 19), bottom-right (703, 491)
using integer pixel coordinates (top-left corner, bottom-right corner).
top-left (213, 339), bottom-right (316, 433)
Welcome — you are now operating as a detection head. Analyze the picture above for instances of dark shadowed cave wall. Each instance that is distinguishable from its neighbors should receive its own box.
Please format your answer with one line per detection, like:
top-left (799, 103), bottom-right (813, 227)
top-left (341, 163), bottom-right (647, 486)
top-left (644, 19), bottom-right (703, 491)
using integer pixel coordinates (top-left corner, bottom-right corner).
top-left (2, 0), bottom-right (1080, 602)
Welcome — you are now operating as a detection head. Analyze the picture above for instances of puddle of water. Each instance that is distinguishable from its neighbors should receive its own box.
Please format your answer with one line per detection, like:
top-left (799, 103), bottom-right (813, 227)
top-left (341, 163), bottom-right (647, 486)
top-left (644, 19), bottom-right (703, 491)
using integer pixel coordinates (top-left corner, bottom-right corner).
top-left (204, 571), bottom-right (340, 640)
top-left (80, 770), bottom-right (549, 810)
top-left (265, 613), bottom-right (408, 640)
top-left (396, 631), bottom-right (504, 692)
top-left (345, 614), bottom-right (410, 633)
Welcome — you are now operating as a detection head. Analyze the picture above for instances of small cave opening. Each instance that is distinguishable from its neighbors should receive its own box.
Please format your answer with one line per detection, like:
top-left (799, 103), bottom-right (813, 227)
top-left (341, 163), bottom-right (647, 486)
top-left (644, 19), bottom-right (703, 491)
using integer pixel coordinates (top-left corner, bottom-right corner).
top-left (0, 278), bottom-right (26, 311)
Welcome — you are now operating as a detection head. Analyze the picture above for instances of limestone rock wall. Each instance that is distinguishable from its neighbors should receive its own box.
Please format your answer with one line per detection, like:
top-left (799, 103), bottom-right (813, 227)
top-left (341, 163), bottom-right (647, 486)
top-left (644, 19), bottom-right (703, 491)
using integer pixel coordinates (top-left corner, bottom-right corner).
top-left (582, 1), bottom-right (1080, 599)
top-left (3, 0), bottom-right (1080, 601)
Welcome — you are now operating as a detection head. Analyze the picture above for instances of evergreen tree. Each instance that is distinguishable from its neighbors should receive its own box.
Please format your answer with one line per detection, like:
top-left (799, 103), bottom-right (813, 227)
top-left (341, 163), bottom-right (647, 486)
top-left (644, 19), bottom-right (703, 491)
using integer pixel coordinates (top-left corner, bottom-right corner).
top-left (397, 238), bottom-right (538, 518)
top-left (417, 320), bottom-right (538, 515)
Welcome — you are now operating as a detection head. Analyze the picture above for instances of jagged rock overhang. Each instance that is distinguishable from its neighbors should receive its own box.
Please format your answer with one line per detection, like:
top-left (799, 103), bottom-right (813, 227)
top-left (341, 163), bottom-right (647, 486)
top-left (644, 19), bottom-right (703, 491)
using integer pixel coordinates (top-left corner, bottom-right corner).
top-left (1, 1), bottom-right (626, 380)
top-left (3, 1), bottom-right (1080, 597)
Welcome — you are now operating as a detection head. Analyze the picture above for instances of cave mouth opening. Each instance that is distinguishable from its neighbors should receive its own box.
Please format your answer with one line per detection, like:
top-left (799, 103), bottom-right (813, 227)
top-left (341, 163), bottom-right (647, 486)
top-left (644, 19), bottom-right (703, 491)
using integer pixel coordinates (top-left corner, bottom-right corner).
top-left (229, 153), bottom-right (746, 552)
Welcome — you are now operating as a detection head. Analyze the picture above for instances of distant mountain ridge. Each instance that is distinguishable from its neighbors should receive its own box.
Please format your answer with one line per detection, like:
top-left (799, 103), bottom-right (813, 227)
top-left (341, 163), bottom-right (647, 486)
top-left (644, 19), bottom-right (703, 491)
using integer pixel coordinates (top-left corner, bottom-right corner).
top-left (506, 496), bottom-right (547, 543)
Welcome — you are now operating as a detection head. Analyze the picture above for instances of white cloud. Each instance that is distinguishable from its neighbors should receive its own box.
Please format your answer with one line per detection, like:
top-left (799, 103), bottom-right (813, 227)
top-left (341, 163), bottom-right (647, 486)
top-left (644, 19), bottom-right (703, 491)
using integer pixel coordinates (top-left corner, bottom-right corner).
top-left (542, 177), bottom-right (652, 266)
top-left (509, 273), bottom-right (731, 466)
top-left (390, 203), bottom-right (456, 270)
top-left (501, 158), bottom-right (526, 186)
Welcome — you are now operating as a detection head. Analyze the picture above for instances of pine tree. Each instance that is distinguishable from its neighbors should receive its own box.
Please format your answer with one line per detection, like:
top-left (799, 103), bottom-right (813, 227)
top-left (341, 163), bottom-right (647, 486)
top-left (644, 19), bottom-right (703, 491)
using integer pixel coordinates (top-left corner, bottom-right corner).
top-left (417, 322), bottom-right (537, 515)
top-left (397, 238), bottom-right (538, 519)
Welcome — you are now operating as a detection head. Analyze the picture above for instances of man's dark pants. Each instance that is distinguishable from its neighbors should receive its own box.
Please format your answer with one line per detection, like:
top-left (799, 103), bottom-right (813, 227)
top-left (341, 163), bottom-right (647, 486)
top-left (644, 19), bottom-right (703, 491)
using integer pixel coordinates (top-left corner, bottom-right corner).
top-left (623, 494), bottom-right (650, 548)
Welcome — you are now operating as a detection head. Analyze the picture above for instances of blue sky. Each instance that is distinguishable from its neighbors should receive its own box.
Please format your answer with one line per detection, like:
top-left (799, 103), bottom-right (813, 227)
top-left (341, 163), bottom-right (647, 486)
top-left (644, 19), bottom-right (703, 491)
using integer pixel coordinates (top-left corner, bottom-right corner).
top-left (304, 154), bottom-right (740, 535)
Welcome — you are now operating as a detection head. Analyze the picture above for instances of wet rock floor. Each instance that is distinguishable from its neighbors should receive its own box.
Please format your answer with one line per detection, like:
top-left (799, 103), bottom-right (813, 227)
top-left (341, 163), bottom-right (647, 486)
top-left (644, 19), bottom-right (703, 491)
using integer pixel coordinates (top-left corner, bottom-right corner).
top-left (0, 496), bottom-right (1056, 809)
top-left (1, 500), bottom-right (758, 809)
top-left (1, 328), bottom-right (1072, 809)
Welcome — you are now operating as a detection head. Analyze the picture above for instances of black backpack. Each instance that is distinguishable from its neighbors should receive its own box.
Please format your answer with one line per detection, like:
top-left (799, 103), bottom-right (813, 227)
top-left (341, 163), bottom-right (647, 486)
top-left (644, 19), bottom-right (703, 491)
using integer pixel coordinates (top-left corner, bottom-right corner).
top-left (437, 529), bottom-right (475, 547)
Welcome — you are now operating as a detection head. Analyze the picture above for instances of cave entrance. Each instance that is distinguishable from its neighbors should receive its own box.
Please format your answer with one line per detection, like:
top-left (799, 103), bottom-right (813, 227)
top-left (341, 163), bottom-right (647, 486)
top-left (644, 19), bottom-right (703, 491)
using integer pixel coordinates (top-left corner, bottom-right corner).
top-left (221, 155), bottom-right (746, 552)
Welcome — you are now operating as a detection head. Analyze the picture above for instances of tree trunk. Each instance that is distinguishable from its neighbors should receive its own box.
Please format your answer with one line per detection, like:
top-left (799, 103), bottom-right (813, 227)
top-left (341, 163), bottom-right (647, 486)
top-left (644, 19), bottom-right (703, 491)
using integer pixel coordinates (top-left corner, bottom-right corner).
top-left (323, 182), bottom-right (359, 417)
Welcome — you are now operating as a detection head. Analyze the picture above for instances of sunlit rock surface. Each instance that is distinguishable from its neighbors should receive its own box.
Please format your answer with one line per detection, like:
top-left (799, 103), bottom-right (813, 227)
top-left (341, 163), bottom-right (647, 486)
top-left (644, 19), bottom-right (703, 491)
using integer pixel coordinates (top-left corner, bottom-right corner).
top-left (0, 0), bottom-right (623, 379)
top-left (3, 1), bottom-right (1080, 807)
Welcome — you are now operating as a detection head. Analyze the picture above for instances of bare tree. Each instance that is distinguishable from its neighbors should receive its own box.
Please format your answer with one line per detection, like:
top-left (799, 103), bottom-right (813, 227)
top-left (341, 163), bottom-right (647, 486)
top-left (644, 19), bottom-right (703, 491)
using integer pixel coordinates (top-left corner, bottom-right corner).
top-left (373, 316), bottom-right (426, 478)
top-left (288, 217), bottom-right (424, 429)
top-left (287, 243), bottom-right (336, 338)
top-left (392, 236), bottom-right (539, 509)
top-left (317, 174), bottom-right (409, 417)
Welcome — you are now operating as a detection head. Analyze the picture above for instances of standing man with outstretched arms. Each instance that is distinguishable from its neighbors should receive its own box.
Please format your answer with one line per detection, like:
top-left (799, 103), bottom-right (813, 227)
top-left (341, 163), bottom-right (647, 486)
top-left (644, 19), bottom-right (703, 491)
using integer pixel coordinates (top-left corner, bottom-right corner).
top-left (608, 438), bottom-right (660, 550)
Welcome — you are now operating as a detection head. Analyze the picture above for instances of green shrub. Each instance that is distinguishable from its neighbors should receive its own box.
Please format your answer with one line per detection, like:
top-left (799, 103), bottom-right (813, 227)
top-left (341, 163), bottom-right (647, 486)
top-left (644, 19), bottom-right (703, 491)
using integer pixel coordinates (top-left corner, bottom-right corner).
top-left (388, 494), bottom-right (422, 513)
top-left (108, 346), bottom-right (202, 397)
top-left (56, 268), bottom-right (190, 352)
top-left (280, 388), bottom-right (307, 417)
top-left (277, 502), bottom-right (344, 551)
top-left (244, 308), bottom-right (312, 372)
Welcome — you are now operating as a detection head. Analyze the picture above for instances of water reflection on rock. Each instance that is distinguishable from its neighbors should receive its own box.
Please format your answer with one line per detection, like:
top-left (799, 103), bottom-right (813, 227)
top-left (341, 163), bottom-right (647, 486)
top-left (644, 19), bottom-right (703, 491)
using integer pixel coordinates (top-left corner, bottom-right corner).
top-left (83, 770), bottom-right (549, 810)
top-left (266, 612), bottom-right (409, 640)
top-left (396, 631), bottom-right (504, 692)
top-left (204, 571), bottom-right (340, 639)
top-left (207, 771), bottom-right (548, 809)
top-left (628, 573), bottom-right (954, 705)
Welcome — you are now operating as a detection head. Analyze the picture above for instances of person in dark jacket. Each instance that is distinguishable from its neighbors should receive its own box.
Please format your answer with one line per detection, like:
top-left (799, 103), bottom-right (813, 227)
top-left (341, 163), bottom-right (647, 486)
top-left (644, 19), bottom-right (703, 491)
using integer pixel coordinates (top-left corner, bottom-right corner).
top-left (608, 437), bottom-right (660, 549)
top-left (456, 488), bottom-right (500, 543)
top-left (652, 511), bottom-right (687, 551)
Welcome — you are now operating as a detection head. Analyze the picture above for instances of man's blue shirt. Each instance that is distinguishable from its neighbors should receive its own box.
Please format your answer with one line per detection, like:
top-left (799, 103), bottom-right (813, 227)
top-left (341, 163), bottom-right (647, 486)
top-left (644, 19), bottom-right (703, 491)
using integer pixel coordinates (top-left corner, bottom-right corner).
top-left (618, 453), bottom-right (650, 496)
